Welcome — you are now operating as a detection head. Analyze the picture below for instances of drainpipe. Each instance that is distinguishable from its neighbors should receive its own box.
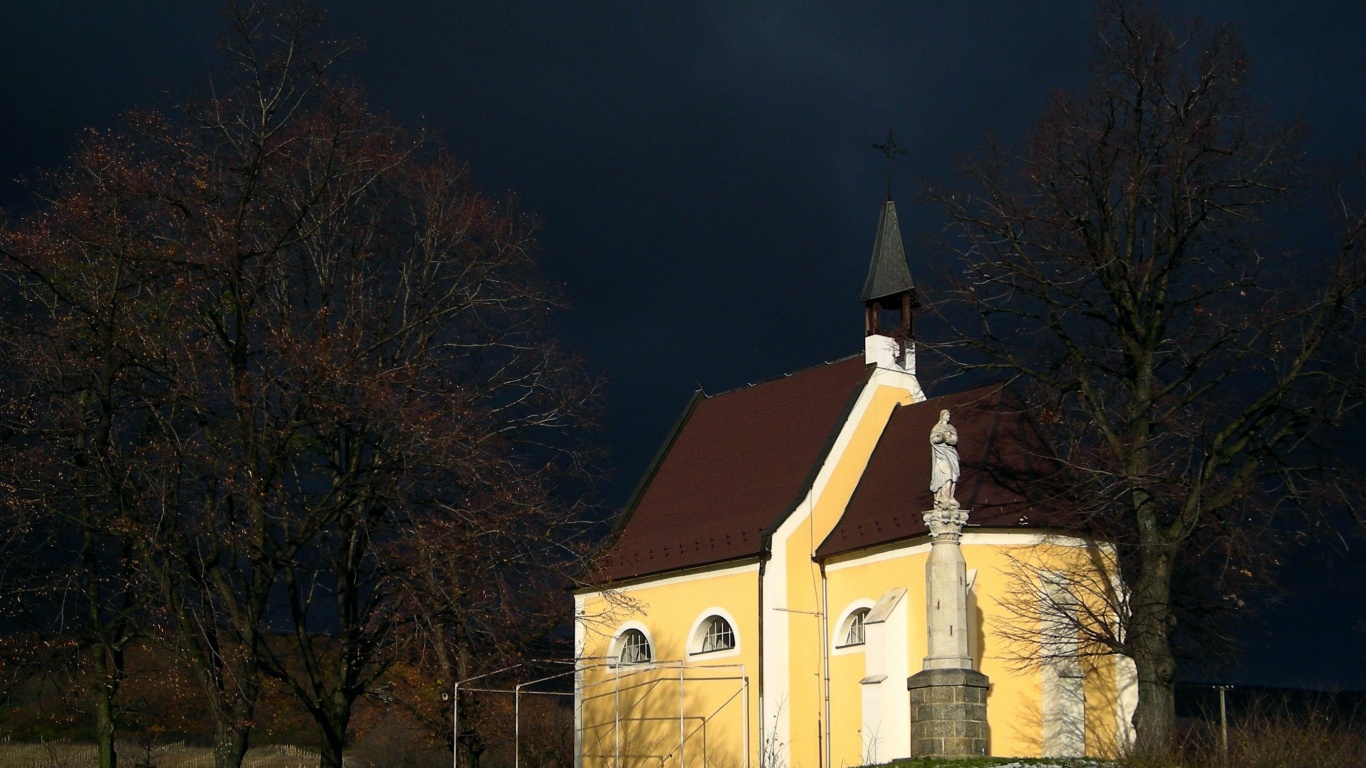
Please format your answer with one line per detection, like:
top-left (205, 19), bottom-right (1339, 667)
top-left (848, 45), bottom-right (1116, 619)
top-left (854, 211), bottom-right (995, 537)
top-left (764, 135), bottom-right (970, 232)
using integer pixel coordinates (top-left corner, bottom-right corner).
top-left (757, 556), bottom-right (767, 768)
top-left (820, 562), bottom-right (831, 768)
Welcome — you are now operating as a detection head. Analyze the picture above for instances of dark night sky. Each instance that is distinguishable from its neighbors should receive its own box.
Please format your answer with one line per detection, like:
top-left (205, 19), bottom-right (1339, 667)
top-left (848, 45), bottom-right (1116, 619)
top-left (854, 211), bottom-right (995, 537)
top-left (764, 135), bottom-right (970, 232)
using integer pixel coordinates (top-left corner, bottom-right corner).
top-left (2, 1), bottom-right (1363, 690)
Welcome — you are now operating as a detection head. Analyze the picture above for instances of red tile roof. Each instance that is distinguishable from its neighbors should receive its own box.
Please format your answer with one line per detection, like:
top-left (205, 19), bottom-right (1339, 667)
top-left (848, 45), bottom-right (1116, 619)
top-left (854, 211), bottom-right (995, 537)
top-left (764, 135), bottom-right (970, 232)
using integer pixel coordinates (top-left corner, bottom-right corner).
top-left (590, 355), bottom-right (873, 583)
top-left (814, 383), bottom-right (1050, 559)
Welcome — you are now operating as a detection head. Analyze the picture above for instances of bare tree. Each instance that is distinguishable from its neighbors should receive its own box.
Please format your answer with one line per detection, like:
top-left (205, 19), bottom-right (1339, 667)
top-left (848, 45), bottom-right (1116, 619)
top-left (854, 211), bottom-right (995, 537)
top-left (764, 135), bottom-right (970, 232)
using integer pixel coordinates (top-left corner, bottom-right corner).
top-left (0, 110), bottom-right (189, 768)
top-left (930, 1), bottom-right (1366, 754)
top-left (0, 3), bottom-right (597, 768)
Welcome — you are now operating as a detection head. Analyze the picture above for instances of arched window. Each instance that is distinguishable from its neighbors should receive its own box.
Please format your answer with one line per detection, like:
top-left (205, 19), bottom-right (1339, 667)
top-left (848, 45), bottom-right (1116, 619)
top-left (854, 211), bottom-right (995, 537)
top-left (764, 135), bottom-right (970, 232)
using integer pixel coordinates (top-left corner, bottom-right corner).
top-left (840, 608), bottom-right (870, 647)
top-left (699, 616), bottom-right (735, 653)
top-left (618, 628), bottom-right (651, 665)
top-left (688, 608), bottom-right (740, 658)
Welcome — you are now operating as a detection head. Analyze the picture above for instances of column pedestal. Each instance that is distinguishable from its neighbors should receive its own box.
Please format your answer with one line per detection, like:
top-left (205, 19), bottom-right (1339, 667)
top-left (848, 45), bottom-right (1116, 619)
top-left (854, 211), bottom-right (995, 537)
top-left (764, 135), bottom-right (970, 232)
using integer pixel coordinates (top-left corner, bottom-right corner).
top-left (907, 668), bottom-right (989, 757)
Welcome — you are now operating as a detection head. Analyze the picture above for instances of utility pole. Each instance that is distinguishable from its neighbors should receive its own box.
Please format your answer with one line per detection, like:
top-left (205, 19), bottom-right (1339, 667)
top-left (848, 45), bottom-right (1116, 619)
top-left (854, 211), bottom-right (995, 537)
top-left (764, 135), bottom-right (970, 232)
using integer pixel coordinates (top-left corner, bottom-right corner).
top-left (1214, 685), bottom-right (1232, 764)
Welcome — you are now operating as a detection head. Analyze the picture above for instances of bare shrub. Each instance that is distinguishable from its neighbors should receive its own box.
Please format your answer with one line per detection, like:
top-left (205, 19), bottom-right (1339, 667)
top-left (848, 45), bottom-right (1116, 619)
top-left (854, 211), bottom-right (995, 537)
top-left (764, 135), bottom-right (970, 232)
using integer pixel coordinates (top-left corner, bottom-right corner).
top-left (1121, 695), bottom-right (1366, 768)
top-left (1200, 703), bottom-right (1362, 768)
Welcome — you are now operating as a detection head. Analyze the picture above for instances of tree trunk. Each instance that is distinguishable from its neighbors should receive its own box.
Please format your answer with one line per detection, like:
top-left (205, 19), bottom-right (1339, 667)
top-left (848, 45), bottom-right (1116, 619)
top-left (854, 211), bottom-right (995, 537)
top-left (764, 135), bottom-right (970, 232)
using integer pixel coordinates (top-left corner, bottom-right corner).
top-left (316, 703), bottom-right (351, 768)
top-left (93, 654), bottom-right (119, 768)
top-left (1132, 648), bottom-right (1177, 756)
top-left (1128, 541), bottom-right (1178, 756)
top-left (462, 738), bottom-right (485, 768)
top-left (319, 736), bottom-right (344, 768)
top-left (212, 721), bottom-right (250, 768)
top-left (85, 523), bottom-right (123, 768)
top-left (454, 641), bottom-right (485, 768)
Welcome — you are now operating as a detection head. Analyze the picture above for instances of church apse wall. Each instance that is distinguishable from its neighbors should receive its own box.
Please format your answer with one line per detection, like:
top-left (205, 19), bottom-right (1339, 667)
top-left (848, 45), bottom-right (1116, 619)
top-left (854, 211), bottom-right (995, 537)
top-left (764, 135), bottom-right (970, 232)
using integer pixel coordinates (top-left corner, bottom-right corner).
top-left (823, 533), bottom-right (1130, 761)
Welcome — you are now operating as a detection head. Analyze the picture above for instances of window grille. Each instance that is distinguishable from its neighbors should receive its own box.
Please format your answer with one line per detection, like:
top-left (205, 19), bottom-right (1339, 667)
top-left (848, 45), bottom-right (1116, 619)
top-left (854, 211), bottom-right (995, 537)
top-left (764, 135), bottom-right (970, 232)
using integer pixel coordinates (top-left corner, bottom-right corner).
top-left (618, 629), bottom-right (651, 665)
top-left (700, 616), bottom-right (735, 653)
top-left (843, 609), bottom-right (869, 646)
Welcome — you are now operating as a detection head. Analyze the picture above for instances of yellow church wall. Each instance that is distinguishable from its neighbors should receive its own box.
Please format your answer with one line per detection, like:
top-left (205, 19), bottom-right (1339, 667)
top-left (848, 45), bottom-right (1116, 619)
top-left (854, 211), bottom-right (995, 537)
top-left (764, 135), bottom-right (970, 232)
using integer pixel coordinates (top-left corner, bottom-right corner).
top-left (780, 383), bottom-right (917, 768)
top-left (968, 540), bottom-right (1047, 757)
top-left (822, 533), bottom-right (1126, 761)
top-left (826, 649), bottom-right (866, 763)
top-left (576, 563), bottom-right (761, 768)
top-left (824, 543), bottom-right (928, 765)
top-left (1084, 656), bottom-right (1123, 758)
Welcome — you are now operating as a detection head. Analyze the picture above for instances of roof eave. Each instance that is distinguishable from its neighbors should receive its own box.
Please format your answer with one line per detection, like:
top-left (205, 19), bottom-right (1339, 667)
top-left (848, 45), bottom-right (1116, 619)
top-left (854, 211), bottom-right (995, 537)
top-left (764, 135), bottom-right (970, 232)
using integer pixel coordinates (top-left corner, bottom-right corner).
top-left (572, 554), bottom-right (764, 594)
top-left (759, 362), bottom-right (877, 554)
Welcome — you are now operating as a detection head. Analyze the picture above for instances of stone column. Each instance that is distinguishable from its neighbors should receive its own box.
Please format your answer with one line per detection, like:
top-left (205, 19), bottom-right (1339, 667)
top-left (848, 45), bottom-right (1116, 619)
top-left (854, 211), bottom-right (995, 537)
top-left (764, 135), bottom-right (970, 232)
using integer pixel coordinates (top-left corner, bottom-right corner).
top-left (907, 504), bottom-right (989, 757)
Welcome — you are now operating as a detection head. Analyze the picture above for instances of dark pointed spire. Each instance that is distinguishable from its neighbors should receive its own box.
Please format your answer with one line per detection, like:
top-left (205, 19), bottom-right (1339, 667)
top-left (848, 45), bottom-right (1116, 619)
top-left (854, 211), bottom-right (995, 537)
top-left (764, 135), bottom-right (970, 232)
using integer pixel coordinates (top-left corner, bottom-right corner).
top-left (861, 199), bottom-right (914, 304)
top-left (862, 134), bottom-right (920, 366)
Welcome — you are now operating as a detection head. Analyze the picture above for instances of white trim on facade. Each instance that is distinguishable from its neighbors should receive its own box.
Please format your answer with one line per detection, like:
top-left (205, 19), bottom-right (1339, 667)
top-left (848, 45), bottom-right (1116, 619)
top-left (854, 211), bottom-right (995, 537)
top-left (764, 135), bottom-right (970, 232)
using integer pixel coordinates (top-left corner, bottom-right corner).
top-left (761, 372), bottom-right (923, 765)
top-left (761, 501), bottom-right (796, 760)
top-left (859, 587), bottom-right (911, 764)
top-left (1040, 571), bottom-right (1086, 757)
top-left (825, 540), bottom-right (933, 572)
top-left (824, 531), bottom-right (1104, 572)
top-left (1116, 653), bottom-right (1139, 751)
top-left (868, 363), bottom-right (927, 396)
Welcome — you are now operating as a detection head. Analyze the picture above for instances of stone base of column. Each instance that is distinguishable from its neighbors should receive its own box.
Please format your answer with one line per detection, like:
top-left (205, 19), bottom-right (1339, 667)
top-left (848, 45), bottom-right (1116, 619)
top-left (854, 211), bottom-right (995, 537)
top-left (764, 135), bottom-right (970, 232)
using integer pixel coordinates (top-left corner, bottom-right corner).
top-left (907, 668), bottom-right (990, 758)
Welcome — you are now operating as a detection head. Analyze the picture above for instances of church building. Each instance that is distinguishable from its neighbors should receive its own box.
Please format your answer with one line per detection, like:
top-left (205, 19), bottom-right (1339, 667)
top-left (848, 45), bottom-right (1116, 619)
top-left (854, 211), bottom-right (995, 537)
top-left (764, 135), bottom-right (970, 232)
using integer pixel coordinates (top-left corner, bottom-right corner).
top-left (573, 195), bottom-right (1136, 768)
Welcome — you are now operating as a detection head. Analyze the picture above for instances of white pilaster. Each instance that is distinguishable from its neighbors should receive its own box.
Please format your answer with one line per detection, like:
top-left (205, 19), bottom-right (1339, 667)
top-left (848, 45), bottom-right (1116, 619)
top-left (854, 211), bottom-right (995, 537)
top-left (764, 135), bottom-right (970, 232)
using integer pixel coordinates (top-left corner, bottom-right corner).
top-left (860, 587), bottom-right (910, 762)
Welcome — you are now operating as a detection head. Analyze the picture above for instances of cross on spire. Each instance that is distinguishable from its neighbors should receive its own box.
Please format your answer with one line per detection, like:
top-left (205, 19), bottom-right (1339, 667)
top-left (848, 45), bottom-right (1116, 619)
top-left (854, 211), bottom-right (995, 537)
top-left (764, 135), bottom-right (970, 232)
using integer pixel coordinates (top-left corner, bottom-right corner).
top-left (873, 129), bottom-right (907, 201)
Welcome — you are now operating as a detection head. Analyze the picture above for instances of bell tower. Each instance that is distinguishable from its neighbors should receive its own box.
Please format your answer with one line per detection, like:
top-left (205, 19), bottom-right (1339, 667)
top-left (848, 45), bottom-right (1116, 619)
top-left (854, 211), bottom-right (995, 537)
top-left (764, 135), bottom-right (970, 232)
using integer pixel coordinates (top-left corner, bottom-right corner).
top-left (862, 132), bottom-right (919, 370)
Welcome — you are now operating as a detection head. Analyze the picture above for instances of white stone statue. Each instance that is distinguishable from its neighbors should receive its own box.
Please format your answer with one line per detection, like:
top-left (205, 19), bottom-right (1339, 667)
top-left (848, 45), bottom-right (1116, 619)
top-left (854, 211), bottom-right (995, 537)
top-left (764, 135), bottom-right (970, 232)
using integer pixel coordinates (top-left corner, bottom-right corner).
top-left (929, 409), bottom-right (960, 510)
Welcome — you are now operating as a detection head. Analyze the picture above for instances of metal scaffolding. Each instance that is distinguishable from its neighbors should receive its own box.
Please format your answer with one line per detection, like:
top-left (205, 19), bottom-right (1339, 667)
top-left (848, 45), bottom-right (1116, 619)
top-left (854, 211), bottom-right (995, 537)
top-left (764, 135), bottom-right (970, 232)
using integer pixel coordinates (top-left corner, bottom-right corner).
top-left (576, 659), bottom-right (750, 768)
top-left (448, 659), bottom-right (750, 768)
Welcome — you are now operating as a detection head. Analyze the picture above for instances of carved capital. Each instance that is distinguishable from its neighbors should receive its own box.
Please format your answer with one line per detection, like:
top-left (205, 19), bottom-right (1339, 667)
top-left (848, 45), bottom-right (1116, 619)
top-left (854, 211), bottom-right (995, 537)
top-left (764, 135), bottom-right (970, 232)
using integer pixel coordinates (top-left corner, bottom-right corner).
top-left (923, 503), bottom-right (968, 541)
